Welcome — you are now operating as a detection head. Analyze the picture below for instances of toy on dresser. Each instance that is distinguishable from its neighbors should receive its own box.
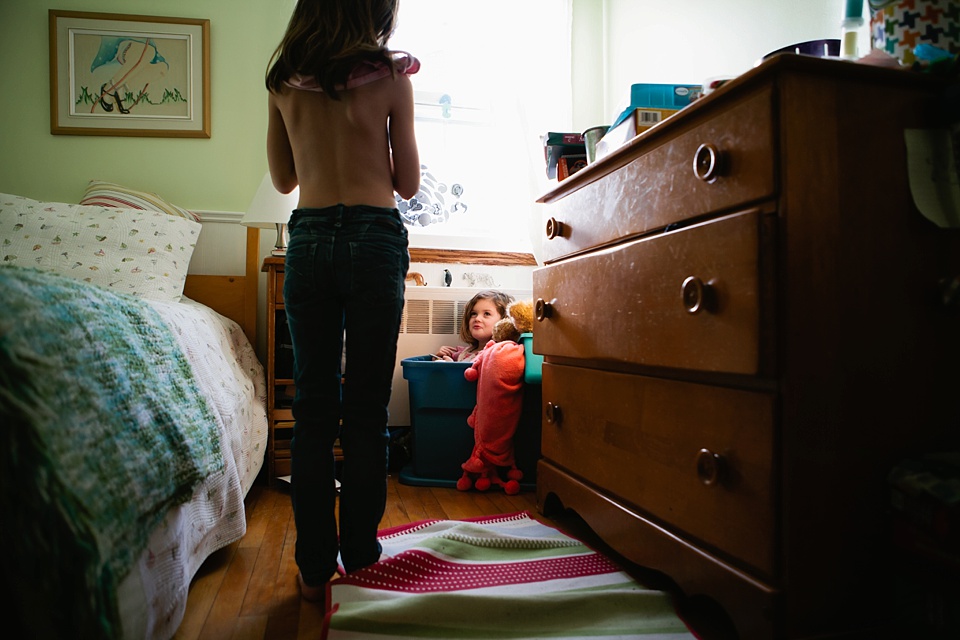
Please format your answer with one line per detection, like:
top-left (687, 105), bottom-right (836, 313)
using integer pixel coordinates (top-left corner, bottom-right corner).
top-left (457, 300), bottom-right (534, 495)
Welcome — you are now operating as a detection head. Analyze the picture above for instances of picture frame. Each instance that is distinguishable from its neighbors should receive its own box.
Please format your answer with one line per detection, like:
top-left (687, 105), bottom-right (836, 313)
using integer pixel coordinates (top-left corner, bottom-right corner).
top-left (49, 10), bottom-right (210, 138)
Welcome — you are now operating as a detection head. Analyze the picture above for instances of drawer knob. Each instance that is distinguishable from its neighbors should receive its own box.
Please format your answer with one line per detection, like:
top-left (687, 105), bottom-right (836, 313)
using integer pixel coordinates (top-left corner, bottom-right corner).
top-left (545, 217), bottom-right (565, 240)
top-left (535, 298), bottom-right (555, 321)
top-left (693, 143), bottom-right (722, 183)
top-left (545, 401), bottom-right (562, 425)
top-left (681, 276), bottom-right (714, 314)
top-left (696, 448), bottom-right (725, 487)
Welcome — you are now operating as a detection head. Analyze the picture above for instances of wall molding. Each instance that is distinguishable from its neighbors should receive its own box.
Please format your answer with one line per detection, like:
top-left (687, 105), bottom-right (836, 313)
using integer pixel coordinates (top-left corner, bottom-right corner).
top-left (195, 209), bottom-right (243, 223)
top-left (409, 248), bottom-right (537, 266)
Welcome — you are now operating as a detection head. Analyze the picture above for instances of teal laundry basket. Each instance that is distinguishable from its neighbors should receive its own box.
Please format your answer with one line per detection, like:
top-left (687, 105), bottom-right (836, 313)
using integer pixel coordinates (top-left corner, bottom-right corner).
top-left (398, 355), bottom-right (542, 490)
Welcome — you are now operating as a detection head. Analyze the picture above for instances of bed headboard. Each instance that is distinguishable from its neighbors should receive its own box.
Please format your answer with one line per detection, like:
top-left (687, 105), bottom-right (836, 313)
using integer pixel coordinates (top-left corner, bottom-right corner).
top-left (182, 226), bottom-right (260, 344)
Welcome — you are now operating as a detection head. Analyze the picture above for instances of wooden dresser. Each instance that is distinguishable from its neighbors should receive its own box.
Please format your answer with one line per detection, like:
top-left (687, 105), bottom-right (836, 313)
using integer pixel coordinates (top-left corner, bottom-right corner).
top-left (533, 55), bottom-right (960, 639)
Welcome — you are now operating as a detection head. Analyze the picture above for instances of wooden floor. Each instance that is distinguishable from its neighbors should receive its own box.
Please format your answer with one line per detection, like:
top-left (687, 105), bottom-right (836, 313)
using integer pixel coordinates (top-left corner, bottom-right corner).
top-left (173, 473), bottom-right (735, 640)
top-left (173, 473), bottom-right (540, 640)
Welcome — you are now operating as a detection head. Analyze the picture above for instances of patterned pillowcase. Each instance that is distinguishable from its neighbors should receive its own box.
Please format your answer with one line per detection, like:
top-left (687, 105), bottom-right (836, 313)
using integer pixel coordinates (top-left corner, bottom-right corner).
top-left (0, 192), bottom-right (200, 302)
top-left (79, 180), bottom-right (202, 222)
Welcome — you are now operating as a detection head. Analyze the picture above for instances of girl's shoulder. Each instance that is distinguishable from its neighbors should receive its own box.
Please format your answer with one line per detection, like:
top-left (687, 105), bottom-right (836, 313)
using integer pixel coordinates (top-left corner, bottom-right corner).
top-left (286, 51), bottom-right (419, 93)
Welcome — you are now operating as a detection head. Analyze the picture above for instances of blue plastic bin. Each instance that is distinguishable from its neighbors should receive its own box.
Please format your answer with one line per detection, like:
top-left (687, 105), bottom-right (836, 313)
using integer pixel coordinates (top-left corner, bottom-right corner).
top-left (398, 355), bottom-right (541, 490)
top-left (519, 333), bottom-right (543, 384)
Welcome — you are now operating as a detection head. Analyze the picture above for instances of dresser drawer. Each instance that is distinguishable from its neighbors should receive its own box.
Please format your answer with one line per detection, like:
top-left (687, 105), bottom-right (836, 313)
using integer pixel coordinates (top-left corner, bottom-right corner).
top-left (541, 362), bottom-right (776, 576)
top-left (533, 209), bottom-right (773, 376)
top-left (540, 86), bottom-right (775, 263)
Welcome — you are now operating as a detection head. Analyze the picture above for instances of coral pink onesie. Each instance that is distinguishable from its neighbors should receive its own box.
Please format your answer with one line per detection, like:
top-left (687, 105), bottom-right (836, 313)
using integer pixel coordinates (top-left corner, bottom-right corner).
top-left (463, 340), bottom-right (525, 469)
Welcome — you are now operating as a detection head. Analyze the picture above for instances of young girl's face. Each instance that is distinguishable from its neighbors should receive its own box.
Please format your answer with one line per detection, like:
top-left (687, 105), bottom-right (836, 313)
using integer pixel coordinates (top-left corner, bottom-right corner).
top-left (468, 299), bottom-right (503, 345)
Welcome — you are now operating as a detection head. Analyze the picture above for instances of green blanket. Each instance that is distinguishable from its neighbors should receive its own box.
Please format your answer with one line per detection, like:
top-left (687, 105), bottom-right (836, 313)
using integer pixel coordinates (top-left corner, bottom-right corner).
top-left (0, 266), bottom-right (224, 638)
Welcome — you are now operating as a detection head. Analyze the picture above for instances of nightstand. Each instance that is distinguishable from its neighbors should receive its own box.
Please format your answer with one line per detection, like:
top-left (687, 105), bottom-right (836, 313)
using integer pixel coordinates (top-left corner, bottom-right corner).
top-left (262, 256), bottom-right (343, 483)
top-left (262, 256), bottom-right (293, 481)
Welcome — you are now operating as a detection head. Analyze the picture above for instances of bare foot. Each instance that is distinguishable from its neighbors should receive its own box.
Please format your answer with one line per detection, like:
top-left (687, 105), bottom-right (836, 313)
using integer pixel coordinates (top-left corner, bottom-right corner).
top-left (298, 572), bottom-right (325, 602)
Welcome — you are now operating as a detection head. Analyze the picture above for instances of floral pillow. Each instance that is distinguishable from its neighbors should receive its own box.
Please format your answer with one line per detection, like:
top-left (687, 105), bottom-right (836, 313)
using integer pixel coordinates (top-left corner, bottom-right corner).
top-left (79, 180), bottom-right (202, 222)
top-left (0, 193), bottom-right (200, 302)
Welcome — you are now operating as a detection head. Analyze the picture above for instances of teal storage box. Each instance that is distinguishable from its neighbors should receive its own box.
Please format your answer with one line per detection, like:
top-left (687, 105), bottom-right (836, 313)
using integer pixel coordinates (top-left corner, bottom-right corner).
top-left (519, 333), bottom-right (543, 384)
top-left (399, 355), bottom-right (541, 490)
top-left (609, 83), bottom-right (702, 129)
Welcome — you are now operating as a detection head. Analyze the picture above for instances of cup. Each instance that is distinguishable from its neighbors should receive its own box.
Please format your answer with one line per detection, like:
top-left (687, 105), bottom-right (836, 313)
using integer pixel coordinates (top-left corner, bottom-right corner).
top-left (870, 0), bottom-right (960, 65)
top-left (583, 126), bottom-right (609, 164)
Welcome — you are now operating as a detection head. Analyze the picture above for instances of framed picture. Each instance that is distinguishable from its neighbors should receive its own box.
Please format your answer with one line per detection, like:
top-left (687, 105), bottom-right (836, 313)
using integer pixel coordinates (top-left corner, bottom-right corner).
top-left (49, 10), bottom-right (210, 138)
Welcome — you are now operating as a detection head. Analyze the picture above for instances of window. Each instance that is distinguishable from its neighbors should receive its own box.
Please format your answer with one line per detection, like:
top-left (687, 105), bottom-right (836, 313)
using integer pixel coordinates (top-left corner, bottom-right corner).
top-left (390, 1), bottom-right (572, 253)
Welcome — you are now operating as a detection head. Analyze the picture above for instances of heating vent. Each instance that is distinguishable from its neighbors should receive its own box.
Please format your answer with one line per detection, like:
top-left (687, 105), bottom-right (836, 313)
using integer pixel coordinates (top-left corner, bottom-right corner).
top-left (400, 298), bottom-right (467, 335)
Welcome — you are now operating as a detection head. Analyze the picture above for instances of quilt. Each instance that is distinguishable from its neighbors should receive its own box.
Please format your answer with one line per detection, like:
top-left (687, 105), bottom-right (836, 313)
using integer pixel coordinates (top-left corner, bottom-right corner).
top-left (0, 265), bottom-right (224, 638)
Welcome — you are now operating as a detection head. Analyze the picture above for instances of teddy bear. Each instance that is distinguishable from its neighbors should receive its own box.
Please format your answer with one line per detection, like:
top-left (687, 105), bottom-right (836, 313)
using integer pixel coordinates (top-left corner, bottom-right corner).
top-left (457, 300), bottom-right (534, 495)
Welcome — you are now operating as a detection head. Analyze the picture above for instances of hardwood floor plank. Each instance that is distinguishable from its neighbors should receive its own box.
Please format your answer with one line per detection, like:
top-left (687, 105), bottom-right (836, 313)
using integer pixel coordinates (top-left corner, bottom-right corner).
top-left (231, 615), bottom-right (268, 640)
top-left (428, 483), bottom-right (482, 521)
top-left (381, 473), bottom-right (409, 529)
top-left (239, 484), bottom-right (272, 549)
top-left (173, 544), bottom-right (237, 640)
top-left (198, 546), bottom-right (258, 638)
top-left (266, 490), bottom-right (310, 639)
top-left (242, 486), bottom-right (295, 617)
top-left (393, 477), bottom-right (436, 524)
top-left (480, 486), bottom-right (537, 517)
top-left (238, 485), bottom-right (262, 541)
top-left (296, 599), bottom-right (327, 640)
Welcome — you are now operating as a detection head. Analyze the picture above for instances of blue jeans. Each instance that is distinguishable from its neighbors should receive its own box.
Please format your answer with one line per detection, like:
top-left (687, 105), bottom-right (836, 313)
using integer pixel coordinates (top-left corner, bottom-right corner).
top-left (283, 204), bottom-right (409, 582)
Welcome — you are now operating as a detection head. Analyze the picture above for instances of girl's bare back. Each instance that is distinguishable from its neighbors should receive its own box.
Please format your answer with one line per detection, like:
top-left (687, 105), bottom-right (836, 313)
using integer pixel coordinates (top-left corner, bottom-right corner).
top-left (268, 71), bottom-right (419, 209)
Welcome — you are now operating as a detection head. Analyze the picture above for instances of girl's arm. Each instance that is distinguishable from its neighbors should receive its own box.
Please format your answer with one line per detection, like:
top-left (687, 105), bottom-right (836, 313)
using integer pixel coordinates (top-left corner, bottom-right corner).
top-left (267, 93), bottom-right (298, 194)
top-left (435, 345), bottom-right (465, 361)
top-left (388, 74), bottom-right (419, 200)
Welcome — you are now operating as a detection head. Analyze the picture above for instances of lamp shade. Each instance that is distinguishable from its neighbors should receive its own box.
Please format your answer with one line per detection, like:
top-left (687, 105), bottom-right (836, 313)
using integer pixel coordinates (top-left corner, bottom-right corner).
top-left (241, 172), bottom-right (299, 229)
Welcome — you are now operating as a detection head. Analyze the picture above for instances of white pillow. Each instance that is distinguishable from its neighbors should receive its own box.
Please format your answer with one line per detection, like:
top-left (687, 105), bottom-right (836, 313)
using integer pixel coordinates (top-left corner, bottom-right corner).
top-left (0, 192), bottom-right (200, 302)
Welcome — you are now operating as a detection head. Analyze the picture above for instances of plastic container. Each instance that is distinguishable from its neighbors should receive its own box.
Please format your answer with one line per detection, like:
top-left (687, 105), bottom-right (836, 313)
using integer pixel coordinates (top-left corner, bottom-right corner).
top-left (870, 0), bottom-right (960, 65)
top-left (519, 333), bottom-right (543, 384)
top-left (609, 83), bottom-right (702, 129)
top-left (398, 355), bottom-right (541, 489)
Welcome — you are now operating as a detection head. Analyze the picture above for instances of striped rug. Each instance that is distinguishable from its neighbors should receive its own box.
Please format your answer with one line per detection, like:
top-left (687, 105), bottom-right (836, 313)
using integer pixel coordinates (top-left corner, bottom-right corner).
top-left (321, 512), bottom-right (696, 639)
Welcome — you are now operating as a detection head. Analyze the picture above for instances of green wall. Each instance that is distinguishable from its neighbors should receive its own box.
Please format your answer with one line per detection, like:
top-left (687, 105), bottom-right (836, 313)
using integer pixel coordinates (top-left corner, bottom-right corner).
top-left (0, 0), bottom-right (295, 212)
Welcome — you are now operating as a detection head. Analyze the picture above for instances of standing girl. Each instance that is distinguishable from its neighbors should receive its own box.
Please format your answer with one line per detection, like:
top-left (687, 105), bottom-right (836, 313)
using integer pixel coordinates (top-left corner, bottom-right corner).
top-left (265, 0), bottom-right (419, 600)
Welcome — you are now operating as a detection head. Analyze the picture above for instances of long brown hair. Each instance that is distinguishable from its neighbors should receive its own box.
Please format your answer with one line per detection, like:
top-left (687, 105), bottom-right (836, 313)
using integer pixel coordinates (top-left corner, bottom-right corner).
top-left (266, 0), bottom-right (399, 98)
top-left (459, 290), bottom-right (514, 347)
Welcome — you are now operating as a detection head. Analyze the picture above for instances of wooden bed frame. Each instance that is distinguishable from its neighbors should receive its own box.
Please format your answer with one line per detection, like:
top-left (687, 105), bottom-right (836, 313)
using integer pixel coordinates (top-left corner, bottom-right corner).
top-left (181, 227), bottom-right (260, 345)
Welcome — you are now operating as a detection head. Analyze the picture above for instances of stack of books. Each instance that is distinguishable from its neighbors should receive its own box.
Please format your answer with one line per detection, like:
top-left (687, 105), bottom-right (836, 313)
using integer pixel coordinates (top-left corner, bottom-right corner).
top-left (543, 132), bottom-right (587, 180)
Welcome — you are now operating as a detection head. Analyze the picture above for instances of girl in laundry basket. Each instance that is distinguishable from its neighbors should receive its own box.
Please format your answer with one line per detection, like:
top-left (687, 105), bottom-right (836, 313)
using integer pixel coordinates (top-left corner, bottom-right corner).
top-left (435, 290), bottom-right (514, 362)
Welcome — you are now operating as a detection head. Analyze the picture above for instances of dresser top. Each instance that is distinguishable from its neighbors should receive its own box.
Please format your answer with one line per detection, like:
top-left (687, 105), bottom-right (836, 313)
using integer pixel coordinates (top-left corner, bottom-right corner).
top-left (540, 53), bottom-right (942, 205)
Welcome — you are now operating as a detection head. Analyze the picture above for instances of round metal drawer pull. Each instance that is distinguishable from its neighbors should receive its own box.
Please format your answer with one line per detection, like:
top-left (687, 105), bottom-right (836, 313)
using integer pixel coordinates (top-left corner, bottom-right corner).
top-left (545, 402), bottom-right (562, 425)
top-left (681, 276), bottom-right (712, 314)
top-left (693, 143), bottom-right (722, 183)
top-left (545, 217), bottom-right (565, 240)
top-left (535, 298), bottom-right (555, 321)
top-left (696, 448), bottom-right (725, 486)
